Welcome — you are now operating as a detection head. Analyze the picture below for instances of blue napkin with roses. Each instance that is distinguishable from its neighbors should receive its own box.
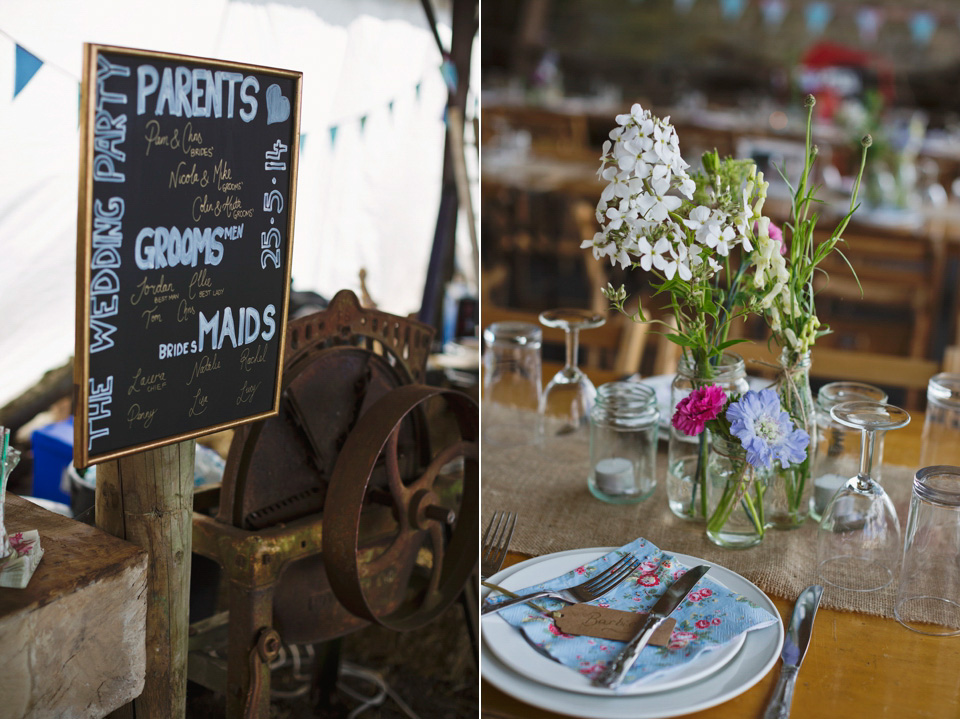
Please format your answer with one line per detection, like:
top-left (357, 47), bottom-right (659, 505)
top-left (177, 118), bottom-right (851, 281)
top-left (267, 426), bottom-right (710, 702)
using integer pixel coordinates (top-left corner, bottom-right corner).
top-left (483, 537), bottom-right (778, 689)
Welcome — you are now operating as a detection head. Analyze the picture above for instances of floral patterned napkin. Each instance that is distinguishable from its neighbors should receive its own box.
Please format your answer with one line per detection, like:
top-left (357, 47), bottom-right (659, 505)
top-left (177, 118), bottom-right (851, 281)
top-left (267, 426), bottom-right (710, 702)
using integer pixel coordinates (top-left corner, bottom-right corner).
top-left (483, 537), bottom-right (778, 689)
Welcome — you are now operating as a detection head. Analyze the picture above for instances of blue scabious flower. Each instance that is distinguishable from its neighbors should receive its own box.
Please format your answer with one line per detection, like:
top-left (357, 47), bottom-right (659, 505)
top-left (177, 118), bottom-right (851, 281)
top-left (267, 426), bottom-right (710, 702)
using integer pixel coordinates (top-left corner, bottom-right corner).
top-left (726, 389), bottom-right (809, 469)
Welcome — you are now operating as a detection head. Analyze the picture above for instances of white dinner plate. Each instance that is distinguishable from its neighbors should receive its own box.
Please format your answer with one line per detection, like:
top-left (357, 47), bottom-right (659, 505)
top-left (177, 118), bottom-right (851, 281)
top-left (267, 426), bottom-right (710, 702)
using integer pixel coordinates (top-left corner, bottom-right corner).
top-left (481, 548), bottom-right (784, 718)
top-left (483, 550), bottom-right (746, 696)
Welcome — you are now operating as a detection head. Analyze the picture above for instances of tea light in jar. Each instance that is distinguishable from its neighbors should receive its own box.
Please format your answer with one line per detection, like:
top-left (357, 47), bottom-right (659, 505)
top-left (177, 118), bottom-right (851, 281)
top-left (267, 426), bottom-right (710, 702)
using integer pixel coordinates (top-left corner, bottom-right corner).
top-left (814, 473), bottom-right (849, 515)
top-left (595, 457), bottom-right (635, 495)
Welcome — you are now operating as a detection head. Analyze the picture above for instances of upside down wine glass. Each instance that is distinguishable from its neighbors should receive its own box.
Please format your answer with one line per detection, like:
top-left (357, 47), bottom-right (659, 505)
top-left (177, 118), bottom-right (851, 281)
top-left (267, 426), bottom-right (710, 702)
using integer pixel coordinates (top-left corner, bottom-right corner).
top-left (816, 400), bottom-right (910, 592)
top-left (538, 309), bottom-right (606, 437)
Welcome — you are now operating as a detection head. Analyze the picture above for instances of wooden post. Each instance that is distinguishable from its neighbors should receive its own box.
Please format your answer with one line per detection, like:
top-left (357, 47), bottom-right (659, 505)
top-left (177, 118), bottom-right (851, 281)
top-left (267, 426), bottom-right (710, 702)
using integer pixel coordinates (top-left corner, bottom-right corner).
top-left (96, 439), bottom-right (195, 719)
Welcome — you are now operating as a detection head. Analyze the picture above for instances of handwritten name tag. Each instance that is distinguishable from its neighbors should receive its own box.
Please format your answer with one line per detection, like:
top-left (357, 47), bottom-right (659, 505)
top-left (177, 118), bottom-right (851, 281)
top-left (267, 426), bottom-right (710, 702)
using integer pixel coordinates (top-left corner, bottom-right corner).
top-left (552, 604), bottom-right (676, 644)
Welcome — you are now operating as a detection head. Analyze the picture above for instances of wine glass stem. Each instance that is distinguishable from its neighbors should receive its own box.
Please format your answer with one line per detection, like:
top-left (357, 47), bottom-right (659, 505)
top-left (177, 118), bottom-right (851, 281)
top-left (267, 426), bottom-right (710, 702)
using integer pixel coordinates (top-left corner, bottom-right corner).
top-left (565, 327), bottom-right (580, 372)
top-left (857, 428), bottom-right (876, 490)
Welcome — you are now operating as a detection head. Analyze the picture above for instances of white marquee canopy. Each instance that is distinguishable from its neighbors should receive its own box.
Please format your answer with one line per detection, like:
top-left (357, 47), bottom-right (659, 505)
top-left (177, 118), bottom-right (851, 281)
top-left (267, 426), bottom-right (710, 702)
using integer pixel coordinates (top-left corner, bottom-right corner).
top-left (0, 0), bottom-right (470, 407)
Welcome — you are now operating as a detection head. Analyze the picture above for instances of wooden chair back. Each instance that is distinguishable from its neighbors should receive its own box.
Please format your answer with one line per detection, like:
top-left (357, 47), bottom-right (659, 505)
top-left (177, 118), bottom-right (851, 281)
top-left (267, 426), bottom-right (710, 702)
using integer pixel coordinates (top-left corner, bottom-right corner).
top-left (812, 225), bottom-right (944, 360)
top-left (735, 341), bottom-right (939, 409)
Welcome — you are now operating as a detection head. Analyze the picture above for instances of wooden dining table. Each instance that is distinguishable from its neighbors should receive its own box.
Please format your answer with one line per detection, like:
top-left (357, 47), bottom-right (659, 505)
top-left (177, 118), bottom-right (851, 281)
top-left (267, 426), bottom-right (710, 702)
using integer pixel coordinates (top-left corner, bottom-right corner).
top-left (480, 405), bottom-right (960, 718)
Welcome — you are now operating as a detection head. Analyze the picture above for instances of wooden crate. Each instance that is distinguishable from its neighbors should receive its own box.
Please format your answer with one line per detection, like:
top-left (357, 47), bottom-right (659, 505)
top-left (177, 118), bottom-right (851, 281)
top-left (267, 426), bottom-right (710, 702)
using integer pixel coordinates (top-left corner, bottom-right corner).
top-left (0, 494), bottom-right (147, 719)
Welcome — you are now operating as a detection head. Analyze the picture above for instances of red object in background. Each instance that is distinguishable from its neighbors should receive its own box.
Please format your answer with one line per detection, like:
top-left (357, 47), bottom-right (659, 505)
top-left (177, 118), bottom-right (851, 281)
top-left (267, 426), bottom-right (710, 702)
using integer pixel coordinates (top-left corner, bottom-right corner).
top-left (801, 41), bottom-right (896, 112)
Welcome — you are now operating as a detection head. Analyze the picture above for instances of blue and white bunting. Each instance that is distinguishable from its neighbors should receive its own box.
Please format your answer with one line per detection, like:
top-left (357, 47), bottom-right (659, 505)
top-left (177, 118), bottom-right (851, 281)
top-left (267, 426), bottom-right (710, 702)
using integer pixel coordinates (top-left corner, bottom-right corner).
top-left (910, 11), bottom-right (937, 46)
top-left (856, 7), bottom-right (884, 44)
top-left (14, 43), bottom-right (43, 98)
top-left (805, 2), bottom-right (833, 35)
top-left (760, 0), bottom-right (787, 29)
top-left (720, 0), bottom-right (746, 22)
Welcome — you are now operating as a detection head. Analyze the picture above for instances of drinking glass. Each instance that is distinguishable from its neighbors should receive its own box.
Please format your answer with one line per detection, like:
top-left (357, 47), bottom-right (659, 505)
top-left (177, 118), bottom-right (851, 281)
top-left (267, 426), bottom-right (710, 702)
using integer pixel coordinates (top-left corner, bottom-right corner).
top-left (482, 321), bottom-right (542, 447)
top-left (811, 382), bottom-right (889, 522)
top-left (920, 373), bottom-right (960, 466)
top-left (895, 466), bottom-right (960, 635)
top-left (817, 401), bottom-right (910, 592)
top-left (538, 308), bottom-right (605, 437)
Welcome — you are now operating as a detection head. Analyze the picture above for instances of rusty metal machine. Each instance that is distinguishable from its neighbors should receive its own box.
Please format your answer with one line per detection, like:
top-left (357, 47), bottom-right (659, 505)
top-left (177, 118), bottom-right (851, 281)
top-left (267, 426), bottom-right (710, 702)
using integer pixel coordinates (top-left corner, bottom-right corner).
top-left (189, 290), bottom-right (478, 717)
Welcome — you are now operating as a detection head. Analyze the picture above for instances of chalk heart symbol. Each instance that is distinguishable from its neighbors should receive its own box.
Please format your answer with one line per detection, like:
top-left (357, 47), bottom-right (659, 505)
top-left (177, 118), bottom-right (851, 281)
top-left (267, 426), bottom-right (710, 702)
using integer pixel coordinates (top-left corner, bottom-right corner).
top-left (266, 84), bottom-right (290, 125)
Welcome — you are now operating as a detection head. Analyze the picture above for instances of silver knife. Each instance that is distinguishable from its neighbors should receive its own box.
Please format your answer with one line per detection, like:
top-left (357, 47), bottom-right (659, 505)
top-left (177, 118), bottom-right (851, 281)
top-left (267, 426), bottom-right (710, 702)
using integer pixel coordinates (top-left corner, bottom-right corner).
top-left (592, 564), bottom-right (710, 689)
top-left (762, 584), bottom-right (823, 719)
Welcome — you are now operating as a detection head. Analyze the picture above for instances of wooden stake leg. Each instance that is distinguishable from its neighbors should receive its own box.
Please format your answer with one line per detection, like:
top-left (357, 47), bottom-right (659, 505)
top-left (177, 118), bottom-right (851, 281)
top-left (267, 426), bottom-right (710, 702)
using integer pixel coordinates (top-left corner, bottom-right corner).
top-left (96, 440), bottom-right (195, 719)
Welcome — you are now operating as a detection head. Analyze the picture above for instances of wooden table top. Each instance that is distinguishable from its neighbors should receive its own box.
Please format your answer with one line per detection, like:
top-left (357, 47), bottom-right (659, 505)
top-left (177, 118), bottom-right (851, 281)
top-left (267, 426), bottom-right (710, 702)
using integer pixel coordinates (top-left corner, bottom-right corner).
top-left (481, 410), bottom-right (960, 718)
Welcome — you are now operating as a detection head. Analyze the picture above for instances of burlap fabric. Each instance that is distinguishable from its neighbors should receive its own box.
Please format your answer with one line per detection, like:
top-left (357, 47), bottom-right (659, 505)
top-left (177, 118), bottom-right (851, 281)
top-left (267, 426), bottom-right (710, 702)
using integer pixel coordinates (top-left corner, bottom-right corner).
top-left (481, 415), bottom-right (918, 620)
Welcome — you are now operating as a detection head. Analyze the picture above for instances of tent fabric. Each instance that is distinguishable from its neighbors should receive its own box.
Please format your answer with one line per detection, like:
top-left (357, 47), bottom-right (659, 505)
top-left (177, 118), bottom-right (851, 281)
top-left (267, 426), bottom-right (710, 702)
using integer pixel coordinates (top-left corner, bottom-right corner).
top-left (0, 0), bottom-right (455, 407)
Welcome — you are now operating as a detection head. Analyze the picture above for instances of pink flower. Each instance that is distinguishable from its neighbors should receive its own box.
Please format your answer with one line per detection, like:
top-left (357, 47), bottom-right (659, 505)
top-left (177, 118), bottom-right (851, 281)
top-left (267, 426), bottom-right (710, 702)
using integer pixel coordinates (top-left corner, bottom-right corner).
top-left (672, 385), bottom-right (727, 436)
top-left (712, 618), bottom-right (722, 625)
top-left (696, 619), bottom-right (711, 629)
top-left (700, 588), bottom-right (713, 599)
top-left (575, 566), bottom-right (587, 574)
top-left (638, 560), bottom-right (659, 575)
top-left (687, 590), bottom-right (704, 602)
top-left (548, 624), bottom-right (573, 639)
top-left (638, 574), bottom-right (660, 587)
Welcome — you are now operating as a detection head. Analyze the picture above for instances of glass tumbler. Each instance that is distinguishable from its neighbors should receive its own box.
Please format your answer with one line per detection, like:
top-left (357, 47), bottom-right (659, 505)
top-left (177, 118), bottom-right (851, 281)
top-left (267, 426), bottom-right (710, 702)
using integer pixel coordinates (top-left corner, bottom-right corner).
top-left (811, 382), bottom-right (888, 522)
top-left (588, 382), bottom-right (659, 504)
top-left (482, 322), bottom-right (542, 448)
top-left (920, 373), bottom-right (960, 466)
top-left (895, 466), bottom-right (960, 635)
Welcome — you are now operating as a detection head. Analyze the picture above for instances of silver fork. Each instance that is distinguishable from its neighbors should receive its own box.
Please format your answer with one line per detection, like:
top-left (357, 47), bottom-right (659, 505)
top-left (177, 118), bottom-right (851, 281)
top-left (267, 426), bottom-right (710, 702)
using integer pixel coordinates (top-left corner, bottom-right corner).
top-left (481, 511), bottom-right (518, 580)
top-left (481, 553), bottom-right (642, 616)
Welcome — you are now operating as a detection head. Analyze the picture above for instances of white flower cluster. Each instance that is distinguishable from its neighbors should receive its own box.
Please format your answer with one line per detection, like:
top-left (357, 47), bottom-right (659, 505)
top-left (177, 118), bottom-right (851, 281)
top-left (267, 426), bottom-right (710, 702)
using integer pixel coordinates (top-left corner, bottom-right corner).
top-left (584, 103), bottom-right (765, 284)
top-left (751, 216), bottom-right (820, 353)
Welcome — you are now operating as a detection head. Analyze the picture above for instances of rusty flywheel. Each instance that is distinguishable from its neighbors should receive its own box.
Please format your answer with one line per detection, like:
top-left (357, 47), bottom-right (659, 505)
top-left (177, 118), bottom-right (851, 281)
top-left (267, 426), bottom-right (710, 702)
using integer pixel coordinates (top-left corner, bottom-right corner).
top-left (215, 290), bottom-right (477, 642)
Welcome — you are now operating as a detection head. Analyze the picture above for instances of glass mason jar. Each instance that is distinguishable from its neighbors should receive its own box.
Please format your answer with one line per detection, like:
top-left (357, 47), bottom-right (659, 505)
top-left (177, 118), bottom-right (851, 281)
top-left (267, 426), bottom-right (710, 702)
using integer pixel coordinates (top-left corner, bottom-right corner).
top-left (0, 446), bottom-right (21, 560)
top-left (588, 382), bottom-right (660, 504)
top-left (920, 373), bottom-right (960, 467)
top-left (706, 434), bottom-right (768, 548)
top-left (810, 381), bottom-right (888, 523)
top-left (895, 466), bottom-right (960, 635)
top-left (667, 353), bottom-right (750, 521)
top-left (481, 322), bottom-right (542, 448)
top-left (765, 349), bottom-right (816, 530)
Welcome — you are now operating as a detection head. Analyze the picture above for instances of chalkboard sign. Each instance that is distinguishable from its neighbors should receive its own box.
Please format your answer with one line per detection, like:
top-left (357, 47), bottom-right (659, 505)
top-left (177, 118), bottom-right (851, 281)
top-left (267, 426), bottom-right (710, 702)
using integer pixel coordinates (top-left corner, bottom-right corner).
top-left (74, 45), bottom-right (302, 467)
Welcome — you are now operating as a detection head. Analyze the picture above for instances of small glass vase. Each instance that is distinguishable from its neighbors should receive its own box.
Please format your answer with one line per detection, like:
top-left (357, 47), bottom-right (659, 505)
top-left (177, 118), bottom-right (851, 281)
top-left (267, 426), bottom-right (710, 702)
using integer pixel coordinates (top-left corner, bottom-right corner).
top-left (0, 447), bottom-right (21, 560)
top-left (765, 349), bottom-right (816, 529)
top-left (667, 352), bottom-right (749, 521)
top-left (706, 435), bottom-right (768, 548)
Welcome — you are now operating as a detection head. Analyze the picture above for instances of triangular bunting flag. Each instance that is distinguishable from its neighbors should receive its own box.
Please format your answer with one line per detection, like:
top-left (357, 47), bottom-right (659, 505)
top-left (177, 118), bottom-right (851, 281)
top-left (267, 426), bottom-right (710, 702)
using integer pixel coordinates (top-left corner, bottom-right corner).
top-left (674, 0), bottom-right (695, 13)
top-left (329, 126), bottom-right (338, 148)
top-left (805, 2), bottom-right (832, 35)
top-left (415, 82), bottom-right (422, 101)
top-left (359, 115), bottom-right (368, 135)
top-left (719, 0), bottom-right (745, 22)
top-left (856, 7), bottom-right (884, 44)
top-left (440, 55), bottom-right (458, 94)
top-left (910, 11), bottom-right (936, 47)
top-left (388, 100), bottom-right (395, 116)
top-left (760, 0), bottom-right (787, 28)
top-left (14, 44), bottom-right (43, 98)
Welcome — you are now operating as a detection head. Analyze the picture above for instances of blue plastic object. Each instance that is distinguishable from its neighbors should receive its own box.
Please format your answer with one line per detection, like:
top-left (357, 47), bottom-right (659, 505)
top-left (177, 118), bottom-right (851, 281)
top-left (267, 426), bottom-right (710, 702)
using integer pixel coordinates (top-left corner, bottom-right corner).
top-left (31, 417), bottom-right (74, 504)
